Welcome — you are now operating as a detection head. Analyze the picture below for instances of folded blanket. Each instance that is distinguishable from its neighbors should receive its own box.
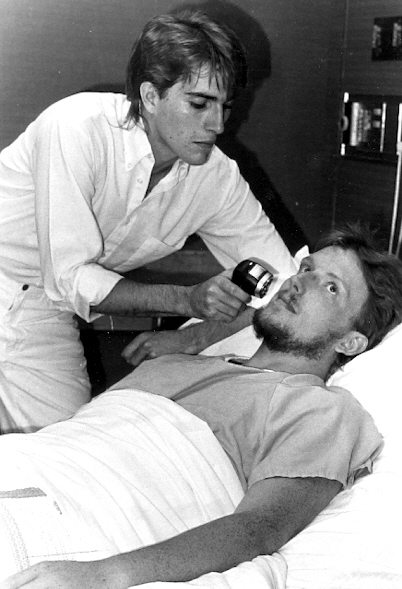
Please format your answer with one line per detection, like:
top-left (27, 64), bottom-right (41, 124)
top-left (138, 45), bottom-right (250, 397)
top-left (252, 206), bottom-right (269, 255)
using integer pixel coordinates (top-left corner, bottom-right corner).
top-left (0, 389), bottom-right (287, 588)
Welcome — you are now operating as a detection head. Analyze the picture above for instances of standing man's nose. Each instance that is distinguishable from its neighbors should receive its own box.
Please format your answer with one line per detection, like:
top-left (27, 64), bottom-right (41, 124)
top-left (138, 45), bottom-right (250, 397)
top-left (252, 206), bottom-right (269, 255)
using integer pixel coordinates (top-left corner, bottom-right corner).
top-left (206, 104), bottom-right (225, 135)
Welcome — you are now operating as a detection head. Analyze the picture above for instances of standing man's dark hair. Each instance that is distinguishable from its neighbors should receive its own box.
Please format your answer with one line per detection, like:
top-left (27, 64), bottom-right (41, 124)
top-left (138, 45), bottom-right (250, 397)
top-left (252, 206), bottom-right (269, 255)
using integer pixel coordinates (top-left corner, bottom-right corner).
top-left (125, 10), bottom-right (248, 124)
top-left (315, 223), bottom-right (402, 373)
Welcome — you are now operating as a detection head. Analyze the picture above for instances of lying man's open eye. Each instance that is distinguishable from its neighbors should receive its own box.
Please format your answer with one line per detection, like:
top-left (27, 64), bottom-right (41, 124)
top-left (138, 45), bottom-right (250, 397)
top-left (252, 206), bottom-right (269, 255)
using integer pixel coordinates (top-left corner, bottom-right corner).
top-left (327, 283), bottom-right (338, 294)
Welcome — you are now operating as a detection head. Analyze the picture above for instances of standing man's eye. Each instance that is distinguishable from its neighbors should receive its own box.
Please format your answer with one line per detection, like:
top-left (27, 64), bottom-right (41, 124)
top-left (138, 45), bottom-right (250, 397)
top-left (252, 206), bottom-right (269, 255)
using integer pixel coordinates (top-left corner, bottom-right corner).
top-left (190, 101), bottom-right (207, 110)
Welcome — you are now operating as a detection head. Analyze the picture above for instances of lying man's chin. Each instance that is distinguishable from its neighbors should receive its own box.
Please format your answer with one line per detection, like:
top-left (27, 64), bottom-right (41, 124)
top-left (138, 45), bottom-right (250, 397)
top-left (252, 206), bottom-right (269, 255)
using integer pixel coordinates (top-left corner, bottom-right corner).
top-left (252, 308), bottom-right (340, 361)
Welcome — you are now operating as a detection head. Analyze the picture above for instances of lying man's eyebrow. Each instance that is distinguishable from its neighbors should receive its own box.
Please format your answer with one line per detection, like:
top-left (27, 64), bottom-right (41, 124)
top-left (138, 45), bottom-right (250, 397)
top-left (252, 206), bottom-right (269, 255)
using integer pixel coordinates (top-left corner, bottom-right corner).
top-left (300, 255), bottom-right (314, 267)
top-left (301, 255), bottom-right (345, 287)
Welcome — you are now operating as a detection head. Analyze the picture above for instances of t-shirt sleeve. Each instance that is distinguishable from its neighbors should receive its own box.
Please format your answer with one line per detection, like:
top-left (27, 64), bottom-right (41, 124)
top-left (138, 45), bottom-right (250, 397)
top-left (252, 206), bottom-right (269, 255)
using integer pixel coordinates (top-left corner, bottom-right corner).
top-left (248, 382), bottom-right (384, 490)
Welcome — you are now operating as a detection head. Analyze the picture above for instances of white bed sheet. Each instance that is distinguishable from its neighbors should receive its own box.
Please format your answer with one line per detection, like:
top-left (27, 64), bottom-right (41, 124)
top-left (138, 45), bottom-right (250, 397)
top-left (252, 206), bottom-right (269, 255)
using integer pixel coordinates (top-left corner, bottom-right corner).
top-left (0, 389), bottom-right (287, 589)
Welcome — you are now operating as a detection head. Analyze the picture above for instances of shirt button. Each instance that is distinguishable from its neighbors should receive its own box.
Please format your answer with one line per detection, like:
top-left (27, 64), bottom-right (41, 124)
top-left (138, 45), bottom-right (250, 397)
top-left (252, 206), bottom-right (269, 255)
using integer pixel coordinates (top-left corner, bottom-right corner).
top-left (137, 178), bottom-right (143, 184)
top-left (127, 163), bottom-right (133, 170)
top-left (22, 284), bottom-right (29, 291)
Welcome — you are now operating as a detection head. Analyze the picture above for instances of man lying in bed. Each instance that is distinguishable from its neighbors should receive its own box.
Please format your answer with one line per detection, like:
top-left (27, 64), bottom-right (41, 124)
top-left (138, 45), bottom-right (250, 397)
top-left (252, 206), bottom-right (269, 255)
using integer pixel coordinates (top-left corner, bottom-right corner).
top-left (2, 224), bottom-right (402, 589)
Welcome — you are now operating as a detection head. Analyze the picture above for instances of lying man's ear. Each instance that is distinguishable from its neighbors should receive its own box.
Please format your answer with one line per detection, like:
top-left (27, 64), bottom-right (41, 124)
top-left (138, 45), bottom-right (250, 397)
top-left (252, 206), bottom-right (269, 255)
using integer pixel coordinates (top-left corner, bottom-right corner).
top-left (335, 331), bottom-right (368, 358)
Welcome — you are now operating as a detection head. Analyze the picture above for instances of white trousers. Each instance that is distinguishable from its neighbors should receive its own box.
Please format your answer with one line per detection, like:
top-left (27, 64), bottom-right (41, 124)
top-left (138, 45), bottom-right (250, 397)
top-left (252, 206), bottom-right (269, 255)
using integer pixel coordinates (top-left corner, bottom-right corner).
top-left (0, 273), bottom-right (91, 433)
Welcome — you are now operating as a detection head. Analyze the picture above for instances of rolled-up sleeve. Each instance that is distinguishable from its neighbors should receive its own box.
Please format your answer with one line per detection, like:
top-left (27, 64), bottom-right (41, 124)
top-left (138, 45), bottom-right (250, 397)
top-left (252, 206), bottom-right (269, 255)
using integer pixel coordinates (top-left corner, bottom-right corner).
top-left (31, 112), bottom-right (123, 321)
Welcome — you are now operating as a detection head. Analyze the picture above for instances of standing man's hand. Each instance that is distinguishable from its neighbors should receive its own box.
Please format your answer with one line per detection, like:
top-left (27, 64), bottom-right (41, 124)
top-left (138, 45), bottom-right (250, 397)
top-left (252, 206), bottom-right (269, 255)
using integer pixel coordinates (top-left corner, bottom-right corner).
top-left (93, 269), bottom-right (250, 323)
top-left (187, 270), bottom-right (250, 322)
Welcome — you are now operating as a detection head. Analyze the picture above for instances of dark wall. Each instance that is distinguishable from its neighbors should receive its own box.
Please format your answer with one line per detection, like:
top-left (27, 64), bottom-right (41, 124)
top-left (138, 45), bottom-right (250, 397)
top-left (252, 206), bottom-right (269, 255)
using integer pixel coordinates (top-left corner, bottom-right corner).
top-left (0, 0), bottom-right (345, 247)
top-left (331, 0), bottom-right (402, 251)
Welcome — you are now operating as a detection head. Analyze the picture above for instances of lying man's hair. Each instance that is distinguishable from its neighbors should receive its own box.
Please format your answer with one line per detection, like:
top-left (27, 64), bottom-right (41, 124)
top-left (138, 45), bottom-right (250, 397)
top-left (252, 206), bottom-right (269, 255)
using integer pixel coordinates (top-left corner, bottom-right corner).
top-left (315, 223), bottom-right (402, 374)
top-left (125, 10), bottom-right (248, 123)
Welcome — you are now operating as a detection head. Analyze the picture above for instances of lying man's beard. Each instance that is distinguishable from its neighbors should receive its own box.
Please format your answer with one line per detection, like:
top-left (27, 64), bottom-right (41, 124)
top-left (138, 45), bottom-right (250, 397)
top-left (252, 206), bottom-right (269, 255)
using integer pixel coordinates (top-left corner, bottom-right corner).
top-left (252, 307), bottom-right (343, 361)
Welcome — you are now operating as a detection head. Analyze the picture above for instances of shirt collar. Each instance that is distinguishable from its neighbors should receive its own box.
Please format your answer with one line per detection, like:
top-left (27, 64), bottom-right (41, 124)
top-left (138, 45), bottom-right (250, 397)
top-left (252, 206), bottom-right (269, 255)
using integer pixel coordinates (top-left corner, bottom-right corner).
top-left (123, 119), bottom-right (190, 180)
top-left (123, 120), bottom-right (154, 169)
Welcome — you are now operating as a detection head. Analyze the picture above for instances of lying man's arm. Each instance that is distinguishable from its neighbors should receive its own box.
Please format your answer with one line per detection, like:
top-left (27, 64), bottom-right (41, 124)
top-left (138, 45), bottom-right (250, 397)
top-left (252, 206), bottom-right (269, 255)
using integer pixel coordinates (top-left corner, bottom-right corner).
top-left (122, 306), bottom-right (255, 367)
top-left (0, 476), bottom-right (341, 589)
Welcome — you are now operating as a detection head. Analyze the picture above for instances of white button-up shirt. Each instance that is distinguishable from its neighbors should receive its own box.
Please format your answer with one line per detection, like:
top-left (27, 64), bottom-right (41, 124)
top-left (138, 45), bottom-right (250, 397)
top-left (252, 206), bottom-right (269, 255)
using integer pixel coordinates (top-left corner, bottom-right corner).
top-left (0, 93), bottom-right (297, 321)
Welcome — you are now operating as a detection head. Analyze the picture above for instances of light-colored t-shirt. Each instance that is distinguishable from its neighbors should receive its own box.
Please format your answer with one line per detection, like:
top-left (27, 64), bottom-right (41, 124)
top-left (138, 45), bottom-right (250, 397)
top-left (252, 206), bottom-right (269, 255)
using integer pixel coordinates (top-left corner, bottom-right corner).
top-left (0, 92), bottom-right (297, 321)
top-left (117, 354), bottom-right (383, 492)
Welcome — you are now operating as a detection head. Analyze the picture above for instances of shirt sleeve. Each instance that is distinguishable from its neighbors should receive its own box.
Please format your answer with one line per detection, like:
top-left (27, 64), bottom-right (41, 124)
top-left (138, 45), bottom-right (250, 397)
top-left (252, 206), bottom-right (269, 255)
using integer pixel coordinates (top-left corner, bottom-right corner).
top-left (195, 152), bottom-right (298, 280)
top-left (248, 382), bottom-right (384, 490)
top-left (31, 108), bottom-right (123, 321)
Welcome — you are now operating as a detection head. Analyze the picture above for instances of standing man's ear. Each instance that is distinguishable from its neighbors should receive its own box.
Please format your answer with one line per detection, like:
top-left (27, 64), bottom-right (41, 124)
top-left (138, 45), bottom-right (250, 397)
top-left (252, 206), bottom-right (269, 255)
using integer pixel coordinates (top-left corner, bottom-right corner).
top-left (139, 82), bottom-right (159, 115)
top-left (334, 331), bottom-right (368, 358)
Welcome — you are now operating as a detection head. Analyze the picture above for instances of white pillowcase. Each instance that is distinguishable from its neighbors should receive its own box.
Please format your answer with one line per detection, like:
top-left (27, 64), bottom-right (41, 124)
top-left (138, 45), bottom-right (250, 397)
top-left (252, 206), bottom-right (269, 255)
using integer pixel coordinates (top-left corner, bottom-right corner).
top-left (328, 321), bottom-right (402, 439)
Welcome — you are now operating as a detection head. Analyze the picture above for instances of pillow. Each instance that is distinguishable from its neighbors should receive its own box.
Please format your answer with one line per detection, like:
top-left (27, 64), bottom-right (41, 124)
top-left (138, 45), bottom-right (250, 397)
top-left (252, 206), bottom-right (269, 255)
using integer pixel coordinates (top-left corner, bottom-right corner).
top-left (328, 321), bottom-right (402, 439)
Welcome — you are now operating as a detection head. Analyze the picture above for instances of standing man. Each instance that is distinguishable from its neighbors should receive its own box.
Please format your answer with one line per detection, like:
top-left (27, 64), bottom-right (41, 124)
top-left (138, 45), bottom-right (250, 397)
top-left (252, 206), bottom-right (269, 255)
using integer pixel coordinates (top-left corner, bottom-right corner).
top-left (0, 10), bottom-right (296, 433)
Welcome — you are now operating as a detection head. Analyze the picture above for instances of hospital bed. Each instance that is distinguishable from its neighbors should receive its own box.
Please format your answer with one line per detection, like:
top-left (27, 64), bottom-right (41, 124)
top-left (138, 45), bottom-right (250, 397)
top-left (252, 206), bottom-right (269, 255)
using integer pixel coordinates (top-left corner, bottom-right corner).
top-left (0, 284), bottom-right (401, 588)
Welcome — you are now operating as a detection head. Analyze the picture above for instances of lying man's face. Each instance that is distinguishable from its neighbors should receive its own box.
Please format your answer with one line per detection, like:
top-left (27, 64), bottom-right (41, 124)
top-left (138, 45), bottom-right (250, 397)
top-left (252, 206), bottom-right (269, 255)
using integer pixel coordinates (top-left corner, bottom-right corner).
top-left (253, 246), bottom-right (369, 360)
